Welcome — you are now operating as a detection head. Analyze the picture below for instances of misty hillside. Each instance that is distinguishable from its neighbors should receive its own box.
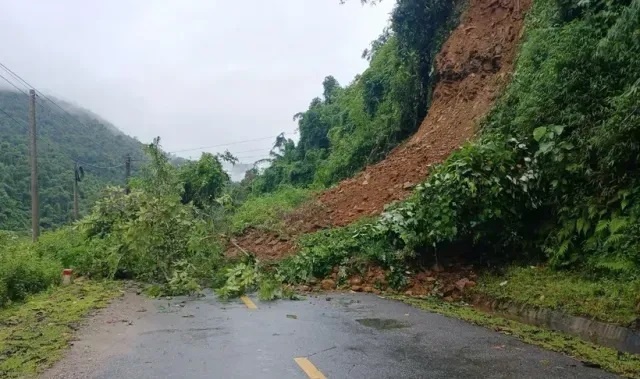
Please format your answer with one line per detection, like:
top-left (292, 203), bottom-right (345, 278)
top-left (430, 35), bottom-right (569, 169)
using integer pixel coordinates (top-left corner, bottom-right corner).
top-left (0, 90), bottom-right (146, 230)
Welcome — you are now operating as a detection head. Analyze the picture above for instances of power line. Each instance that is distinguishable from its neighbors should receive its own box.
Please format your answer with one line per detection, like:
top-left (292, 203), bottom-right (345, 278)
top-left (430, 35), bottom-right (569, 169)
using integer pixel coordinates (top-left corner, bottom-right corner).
top-left (169, 135), bottom-right (280, 154)
top-left (76, 161), bottom-right (126, 170)
top-left (230, 147), bottom-right (274, 155)
top-left (0, 71), bottom-right (29, 96)
top-left (0, 61), bottom-right (131, 171)
top-left (0, 106), bottom-right (29, 129)
top-left (0, 67), bottom-right (71, 133)
top-left (0, 60), bottom-right (99, 133)
top-left (169, 130), bottom-right (297, 154)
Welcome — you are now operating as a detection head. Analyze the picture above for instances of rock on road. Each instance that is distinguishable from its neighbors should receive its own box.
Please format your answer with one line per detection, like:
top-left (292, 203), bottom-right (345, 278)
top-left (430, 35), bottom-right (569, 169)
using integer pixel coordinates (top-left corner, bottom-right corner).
top-left (43, 291), bottom-right (616, 379)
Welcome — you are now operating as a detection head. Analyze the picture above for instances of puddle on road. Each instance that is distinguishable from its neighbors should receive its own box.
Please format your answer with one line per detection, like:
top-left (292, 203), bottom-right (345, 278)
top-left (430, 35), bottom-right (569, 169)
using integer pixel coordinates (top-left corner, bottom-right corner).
top-left (356, 318), bottom-right (408, 330)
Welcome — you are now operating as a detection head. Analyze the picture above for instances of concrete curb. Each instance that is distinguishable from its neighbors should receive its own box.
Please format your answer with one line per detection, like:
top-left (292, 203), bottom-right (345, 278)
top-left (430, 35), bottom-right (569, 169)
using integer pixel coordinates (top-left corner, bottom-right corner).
top-left (471, 295), bottom-right (640, 354)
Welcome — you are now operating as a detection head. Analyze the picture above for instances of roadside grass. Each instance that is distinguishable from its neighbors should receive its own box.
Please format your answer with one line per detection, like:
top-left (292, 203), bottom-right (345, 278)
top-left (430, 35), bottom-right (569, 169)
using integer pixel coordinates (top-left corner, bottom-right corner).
top-left (0, 280), bottom-right (120, 378)
top-left (230, 186), bottom-right (313, 234)
top-left (396, 296), bottom-right (640, 378)
top-left (473, 266), bottom-right (640, 326)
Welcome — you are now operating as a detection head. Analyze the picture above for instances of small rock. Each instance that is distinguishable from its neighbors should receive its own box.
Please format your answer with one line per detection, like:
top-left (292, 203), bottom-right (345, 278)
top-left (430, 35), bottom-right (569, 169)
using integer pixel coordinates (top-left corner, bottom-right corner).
top-left (308, 278), bottom-right (318, 285)
top-left (362, 180), bottom-right (369, 185)
top-left (426, 276), bottom-right (437, 282)
top-left (128, 321), bottom-right (133, 326)
top-left (403, 182), bottom-right (415, 190)
top-left (286, 314), bottom-right (298, 320)
top-left (325, 297), bottom-right (332, 301)
top-left (321, 279), bottom-right (336, 290)
top-left (349, 277), bottom-right (363, 286)
top-left (135, 290), bottom-right (142, 295)
top-left (299, 285), bottom-right (311, 292)
top-left (363, 286), bottom-right (374, 293)
top-left (404, 290), bottom-right (413, 296)
top-left (351, 285), bottom-right (363, 292)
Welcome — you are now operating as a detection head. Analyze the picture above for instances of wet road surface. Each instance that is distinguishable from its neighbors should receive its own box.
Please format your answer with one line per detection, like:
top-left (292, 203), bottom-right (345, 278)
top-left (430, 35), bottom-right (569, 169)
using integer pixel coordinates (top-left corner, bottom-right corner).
top-left (44, 292), bottom-right (616, 378)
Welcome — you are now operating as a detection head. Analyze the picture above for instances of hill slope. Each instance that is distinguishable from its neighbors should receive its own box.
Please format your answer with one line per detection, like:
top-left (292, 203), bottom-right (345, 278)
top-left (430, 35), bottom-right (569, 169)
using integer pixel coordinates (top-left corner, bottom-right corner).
top-left (0, 90), bottom-right (145, 230)
top-left (232, 0), bottom-right (530, 258)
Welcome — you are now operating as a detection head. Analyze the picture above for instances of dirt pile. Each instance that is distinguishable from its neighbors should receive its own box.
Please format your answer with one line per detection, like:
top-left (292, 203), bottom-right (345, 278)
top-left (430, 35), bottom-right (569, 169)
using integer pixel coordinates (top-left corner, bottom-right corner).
top-left (228, 201), bottom-right (332, 259)
top-left (234, 0), bottom-right (531, 259)
top-left (296, 263), bottom-right (478, 302)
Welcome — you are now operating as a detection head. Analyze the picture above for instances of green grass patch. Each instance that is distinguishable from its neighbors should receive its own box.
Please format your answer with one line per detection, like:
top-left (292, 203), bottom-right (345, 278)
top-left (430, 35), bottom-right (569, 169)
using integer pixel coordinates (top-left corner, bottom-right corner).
top-left (474, 266), bottom-right (640, 326)
top-left (0, 280), bottom-right (121, 378)
top-left (396, 296), bottom-right (640, 378)
top-left (230, 186), bottom-right (313, 234)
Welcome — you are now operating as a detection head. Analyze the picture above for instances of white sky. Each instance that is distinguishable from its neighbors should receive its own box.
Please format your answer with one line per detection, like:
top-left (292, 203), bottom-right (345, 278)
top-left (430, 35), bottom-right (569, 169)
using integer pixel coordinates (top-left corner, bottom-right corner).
top-left (0, 0), bottom-right (393, 162)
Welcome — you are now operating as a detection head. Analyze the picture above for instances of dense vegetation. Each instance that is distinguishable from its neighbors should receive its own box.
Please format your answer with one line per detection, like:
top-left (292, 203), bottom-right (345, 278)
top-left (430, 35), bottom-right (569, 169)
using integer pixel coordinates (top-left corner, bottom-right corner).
top-left (0, 90), bottom-right (146, 230)
top-left (252, 0), bottom-right (460, 192)
top-left (0, 140), bottom-right (234, 306)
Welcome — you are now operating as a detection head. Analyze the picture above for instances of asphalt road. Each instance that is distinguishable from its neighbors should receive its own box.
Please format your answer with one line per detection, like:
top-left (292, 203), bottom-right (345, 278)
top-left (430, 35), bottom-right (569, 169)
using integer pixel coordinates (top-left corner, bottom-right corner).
top-left (43, 291), bottom-right (616, 379)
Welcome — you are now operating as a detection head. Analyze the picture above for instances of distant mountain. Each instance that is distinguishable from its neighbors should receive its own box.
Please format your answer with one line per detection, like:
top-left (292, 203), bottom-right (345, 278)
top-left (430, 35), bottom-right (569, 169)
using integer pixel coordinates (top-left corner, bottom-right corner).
top-left (0, 90), bottom-right (146, 230)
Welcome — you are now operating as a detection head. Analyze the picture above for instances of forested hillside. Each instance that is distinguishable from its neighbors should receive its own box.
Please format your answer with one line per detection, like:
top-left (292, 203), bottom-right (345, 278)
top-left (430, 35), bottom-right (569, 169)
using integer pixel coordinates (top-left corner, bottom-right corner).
top-left (0, 90), bottom-right (146, 230)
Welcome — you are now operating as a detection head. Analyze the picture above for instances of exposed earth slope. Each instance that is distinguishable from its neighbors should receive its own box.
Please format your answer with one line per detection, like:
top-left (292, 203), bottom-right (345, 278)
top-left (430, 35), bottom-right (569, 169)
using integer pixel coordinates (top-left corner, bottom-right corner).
top-left (232, 0), bottom-right (531, 259)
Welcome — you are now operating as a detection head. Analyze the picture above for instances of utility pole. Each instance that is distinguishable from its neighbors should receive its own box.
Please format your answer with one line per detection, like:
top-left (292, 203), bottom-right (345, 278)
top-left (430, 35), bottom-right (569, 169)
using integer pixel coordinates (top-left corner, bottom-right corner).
top-left (125, 154), bottom-right (131, 194)
top-left (29, 89), bottom-right (39, 241)
top-left (73, 162), bottom-right (79, 220)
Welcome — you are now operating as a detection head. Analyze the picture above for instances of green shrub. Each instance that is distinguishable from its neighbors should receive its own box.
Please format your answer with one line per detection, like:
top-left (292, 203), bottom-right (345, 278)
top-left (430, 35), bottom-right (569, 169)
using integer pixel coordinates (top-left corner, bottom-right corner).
top-left (277, 221), bottom-right (405, 286)
top-left (80, 187), bottom-right (224, 283)
top-left (230, 186), bottom-right (312, 234)
top-left (0, 236), bottom-right (61, 307)
top-left (34, 227), bottom-right (87, 269)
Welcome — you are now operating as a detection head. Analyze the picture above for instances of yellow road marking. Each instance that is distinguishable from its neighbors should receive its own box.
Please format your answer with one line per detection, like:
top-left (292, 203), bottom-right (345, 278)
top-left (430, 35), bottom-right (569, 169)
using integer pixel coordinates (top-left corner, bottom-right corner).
top-left (294, 357), bottom-right (327, 379)
top-left (240, 295), bottom-right (257, 309)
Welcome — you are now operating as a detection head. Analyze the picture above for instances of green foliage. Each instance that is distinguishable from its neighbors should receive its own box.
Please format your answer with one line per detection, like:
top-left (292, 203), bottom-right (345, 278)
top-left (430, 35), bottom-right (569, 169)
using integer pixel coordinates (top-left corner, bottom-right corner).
top-left (230, 186), bottom-right (312, 234)
top-left (74, 141), bottom-right (227, 290)
top-left (0, 233), bottom-right (62, 307)
top-left (277, 221), bottom-right (406, 287)
top-left (79, 186), bottom-right (223, 283)
top-left (164, 260), bottom-right (202, 296)
top-left (0, 90), bottom-right (146, 230)
top-left (179, 152), bottom-right (230, 209)
top-left (476, 266), bottom-right (640, 326)
top-left (214, 260), bottom-right (260, 299)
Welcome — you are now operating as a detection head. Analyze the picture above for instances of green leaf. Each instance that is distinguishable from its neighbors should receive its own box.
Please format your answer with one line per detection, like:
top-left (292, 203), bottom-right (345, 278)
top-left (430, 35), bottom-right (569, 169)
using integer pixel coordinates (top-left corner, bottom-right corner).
top-left (552, 125), bottom-right (565, 136)
top-left (533, 127), bottom-right (547, 141)
top-left (621, 199), bottom-right (629, 210)
top-left (609, 218), bottom-right (628, 234)
top-left (538, 141), bottom-right (554, 154)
